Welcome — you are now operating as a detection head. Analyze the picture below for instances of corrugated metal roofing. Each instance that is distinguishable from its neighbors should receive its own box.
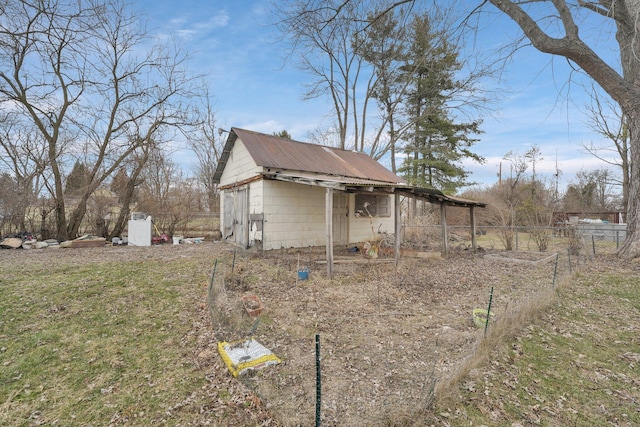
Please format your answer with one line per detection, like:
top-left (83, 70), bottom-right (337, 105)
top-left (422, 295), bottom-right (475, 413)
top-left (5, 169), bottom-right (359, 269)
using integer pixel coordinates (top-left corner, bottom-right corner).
top-left (262, 170), bottom-right (401, 188)
top-left (212, 127), bottom-right (485, 208)
top-left (231, 128), bottom-right (405, 184)
top-left (396, 187), bottom-right (487, 208)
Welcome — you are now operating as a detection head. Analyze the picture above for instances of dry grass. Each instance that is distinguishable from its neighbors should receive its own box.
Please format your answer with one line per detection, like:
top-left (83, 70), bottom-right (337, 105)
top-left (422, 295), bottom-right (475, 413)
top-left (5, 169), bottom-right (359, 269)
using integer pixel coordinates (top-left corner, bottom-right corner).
top-left (434, 273), bottom-right (569, 407)
top-left (441, 257), bottom-right (640, 426)
top-left (205, 245), bottom-right (573, 426)
top-left (1, 239), bottom-right (635, 426)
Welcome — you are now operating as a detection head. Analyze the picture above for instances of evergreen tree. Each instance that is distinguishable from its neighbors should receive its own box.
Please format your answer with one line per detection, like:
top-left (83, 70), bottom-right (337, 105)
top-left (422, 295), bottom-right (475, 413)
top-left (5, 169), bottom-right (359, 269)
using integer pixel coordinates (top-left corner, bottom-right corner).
top-left (65, 161), bottom-right (90, 196)
top-left (272, 130), bottom-right (293, 139)
top-left (397, 15), bottom-right (484, 193)
top-left (359, 10), bottom-right (408, 172)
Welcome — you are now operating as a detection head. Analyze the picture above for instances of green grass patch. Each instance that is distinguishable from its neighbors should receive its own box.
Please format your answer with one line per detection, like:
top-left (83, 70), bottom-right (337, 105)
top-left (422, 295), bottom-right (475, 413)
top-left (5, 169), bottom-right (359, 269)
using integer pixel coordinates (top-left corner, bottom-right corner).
top-left (0, 255), bottom-right (212, 426)
top-left (445, 263), bottom-right (640, 426)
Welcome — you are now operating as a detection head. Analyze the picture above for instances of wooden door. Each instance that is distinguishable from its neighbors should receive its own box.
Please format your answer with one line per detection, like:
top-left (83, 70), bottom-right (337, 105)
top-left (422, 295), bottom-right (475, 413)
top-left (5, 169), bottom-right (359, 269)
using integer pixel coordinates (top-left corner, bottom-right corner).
top-left (223, 188), bottom-right (248, 247)
top-left (332, 193), bottom-right (348, 245)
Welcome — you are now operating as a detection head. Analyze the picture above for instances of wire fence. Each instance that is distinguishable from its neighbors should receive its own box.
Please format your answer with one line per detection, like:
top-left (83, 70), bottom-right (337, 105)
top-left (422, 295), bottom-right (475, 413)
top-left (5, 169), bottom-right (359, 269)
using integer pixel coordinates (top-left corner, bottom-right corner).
top-left (402, 222), bottom-right (625, 257)
top-left (204, 224), bottom-right (623, 426)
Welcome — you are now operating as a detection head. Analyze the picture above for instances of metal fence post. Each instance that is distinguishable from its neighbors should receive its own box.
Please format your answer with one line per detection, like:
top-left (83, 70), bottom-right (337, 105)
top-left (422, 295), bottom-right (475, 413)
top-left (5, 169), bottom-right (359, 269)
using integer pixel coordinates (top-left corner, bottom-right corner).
top-left (315, 334), bottom-right (321, 427)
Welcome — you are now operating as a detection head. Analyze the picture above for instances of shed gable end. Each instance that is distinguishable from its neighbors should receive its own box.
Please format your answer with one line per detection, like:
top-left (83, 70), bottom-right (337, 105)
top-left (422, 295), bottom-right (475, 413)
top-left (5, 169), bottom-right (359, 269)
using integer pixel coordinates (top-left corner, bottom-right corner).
top-left (218, 139), bottom-right (261, 187)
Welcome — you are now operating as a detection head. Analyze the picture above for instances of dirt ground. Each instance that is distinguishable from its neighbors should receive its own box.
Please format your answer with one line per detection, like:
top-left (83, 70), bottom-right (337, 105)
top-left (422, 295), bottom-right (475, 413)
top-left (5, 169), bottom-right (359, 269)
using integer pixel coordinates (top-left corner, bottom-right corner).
top-left (203, 244), bottom-right (571, 426)
top-left (1, 241), bottom-right (578, 426)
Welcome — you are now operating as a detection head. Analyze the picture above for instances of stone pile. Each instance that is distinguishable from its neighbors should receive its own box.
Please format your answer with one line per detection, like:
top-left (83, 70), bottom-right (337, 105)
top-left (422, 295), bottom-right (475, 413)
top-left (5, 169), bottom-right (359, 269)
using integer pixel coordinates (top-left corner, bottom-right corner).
top-left (0, 235), bottom-right (106, 249)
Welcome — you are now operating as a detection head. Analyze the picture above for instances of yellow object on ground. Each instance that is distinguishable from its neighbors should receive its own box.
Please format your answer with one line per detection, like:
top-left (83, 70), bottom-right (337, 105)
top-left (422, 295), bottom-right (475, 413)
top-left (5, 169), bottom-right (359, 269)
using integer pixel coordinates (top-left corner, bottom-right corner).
top-left (218, 339), bottom-right (281, 377)
top-left (472, 308), bottom-right (495, 328)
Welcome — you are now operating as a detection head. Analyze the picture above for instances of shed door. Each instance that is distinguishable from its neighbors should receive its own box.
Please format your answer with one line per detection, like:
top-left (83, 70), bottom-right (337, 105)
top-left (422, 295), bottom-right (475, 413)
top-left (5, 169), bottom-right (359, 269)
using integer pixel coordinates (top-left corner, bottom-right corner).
top-left (223, 188), bottom-right (248, 247)
top-left (223, 192), bottom-right (234, 239)
top-left (332, 193), bottom-right (348, 245)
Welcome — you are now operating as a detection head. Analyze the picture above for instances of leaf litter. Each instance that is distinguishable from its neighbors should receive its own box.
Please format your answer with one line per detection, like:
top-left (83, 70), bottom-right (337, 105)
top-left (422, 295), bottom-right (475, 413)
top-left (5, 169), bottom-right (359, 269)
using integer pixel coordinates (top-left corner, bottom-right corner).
top-left (3, 242), bottom-right (636, 426)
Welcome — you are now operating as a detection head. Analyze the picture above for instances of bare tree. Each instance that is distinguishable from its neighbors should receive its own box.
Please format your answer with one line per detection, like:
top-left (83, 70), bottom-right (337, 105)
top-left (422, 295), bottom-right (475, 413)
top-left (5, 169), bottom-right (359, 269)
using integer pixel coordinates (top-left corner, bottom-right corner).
top-left (106, 140), bottom-right (157, 239)
top-left (274, 0), bottom-right (373, 151)
top-left (525, 145), bottom-right (542, 188)
top-left (136, 149), bottom-right (201, 237)
top-left (563, 168), bottom-right (618, 212)
top-left (490, 150), bottom-right (529, 249)
top-left (0, 116), bottom-right (47, 233)
top-left (188, 90), bottom-right (223, 213)
top-left (0, 0), bottom-right (200, 240)
top-left (581, 90), bottom-right (630, 211)
top-left (482, 0), bottom-right (640, 258)
top-left (0, 173), bottom-right (21, 234)
top-left (502, 149), bottom-right (528, 190)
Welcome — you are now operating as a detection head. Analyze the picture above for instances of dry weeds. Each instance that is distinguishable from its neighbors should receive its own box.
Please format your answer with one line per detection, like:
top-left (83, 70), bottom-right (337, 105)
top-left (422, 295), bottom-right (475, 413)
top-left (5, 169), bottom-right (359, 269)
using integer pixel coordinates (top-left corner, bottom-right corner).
top-left (210, 246), bottom-right (570, 426)
top-left (2, 238), bottom-right (623, 426)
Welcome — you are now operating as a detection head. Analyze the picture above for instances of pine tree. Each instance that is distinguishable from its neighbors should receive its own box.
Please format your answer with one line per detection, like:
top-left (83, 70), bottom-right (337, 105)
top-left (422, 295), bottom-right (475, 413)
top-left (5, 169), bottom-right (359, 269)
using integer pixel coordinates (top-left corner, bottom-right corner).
top-left (397, 14), bottom-right (484, 193)
top-left (65, 161), bottom-right (90, 196)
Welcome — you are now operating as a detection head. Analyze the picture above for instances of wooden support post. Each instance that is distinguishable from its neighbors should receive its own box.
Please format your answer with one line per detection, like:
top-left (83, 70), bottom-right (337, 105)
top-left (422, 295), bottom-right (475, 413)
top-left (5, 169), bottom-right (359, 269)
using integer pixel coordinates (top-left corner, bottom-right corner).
top-left (325, 188), bottom-right (334, 279)
top-left (394, 193), bottom-right (401, 267)
top-left (470, 205), bottom-right (477, 251)
top-left (440, 202), bottom-right (448, 257)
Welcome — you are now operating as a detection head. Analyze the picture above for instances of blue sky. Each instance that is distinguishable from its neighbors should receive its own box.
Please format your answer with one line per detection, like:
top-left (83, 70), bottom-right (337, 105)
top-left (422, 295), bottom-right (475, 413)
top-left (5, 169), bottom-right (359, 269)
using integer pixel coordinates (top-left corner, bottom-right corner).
top-left (140, 0), bottom-right (621, 193)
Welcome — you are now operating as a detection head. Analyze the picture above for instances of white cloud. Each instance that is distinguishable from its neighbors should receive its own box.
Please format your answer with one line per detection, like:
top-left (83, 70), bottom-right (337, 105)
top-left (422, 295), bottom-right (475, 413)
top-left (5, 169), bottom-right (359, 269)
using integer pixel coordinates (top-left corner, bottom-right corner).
top-left (162, 10), bottom-right (230, 42)
top-left (194, 13), bottom-right (230, 31)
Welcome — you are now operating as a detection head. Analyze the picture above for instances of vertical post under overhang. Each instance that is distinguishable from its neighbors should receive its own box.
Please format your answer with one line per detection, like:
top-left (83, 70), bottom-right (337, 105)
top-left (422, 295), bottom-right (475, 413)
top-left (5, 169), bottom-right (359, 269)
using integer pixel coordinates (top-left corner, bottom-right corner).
top-left (440, 202), bottom-right (448, 257)
top-left (470, 205), bottom-right (477, 251)
top-left (394, 193), bottom-right (401, 267)
top-left (325, 188), bottom-right (334, 279)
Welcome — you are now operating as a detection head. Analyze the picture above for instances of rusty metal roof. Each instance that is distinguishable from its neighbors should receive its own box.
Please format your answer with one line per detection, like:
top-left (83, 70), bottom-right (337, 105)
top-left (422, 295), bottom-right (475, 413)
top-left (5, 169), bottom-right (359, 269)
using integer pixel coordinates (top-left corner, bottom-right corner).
top-left (396, 187), bottom-right (487, 208)
top-left (261, 170), bottom-right (402, 190)
top-left (223, 127), bottom-right (405, 184)
top-left (212, 127), bottom-right (485, 208)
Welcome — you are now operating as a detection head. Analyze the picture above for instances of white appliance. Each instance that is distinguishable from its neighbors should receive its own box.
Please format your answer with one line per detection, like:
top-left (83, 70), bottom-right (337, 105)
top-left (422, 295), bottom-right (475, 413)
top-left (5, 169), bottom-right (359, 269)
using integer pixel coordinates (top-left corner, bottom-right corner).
top-left (128, 214), bottom-right (152, 246)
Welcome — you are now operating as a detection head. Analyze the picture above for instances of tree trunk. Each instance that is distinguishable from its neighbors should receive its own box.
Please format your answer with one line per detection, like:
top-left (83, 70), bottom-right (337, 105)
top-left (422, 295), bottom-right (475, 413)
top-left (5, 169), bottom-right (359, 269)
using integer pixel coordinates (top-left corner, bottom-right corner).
top-left (51, 157), bottom-right (68, 241)
top-left (109, 204), bottom-right (131, 240)
top-left (618, 108), bottom-right (640, 257)
top-left (621, 151), bottom-right (630, 214)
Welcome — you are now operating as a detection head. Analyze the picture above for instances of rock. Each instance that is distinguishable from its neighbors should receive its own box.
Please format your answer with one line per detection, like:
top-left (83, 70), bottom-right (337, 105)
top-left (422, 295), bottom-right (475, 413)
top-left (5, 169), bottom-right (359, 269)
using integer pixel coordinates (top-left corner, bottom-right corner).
top-left (35, 241), bottom-right (49, 249)
top-left (0, 237), bottom-right (22, 249)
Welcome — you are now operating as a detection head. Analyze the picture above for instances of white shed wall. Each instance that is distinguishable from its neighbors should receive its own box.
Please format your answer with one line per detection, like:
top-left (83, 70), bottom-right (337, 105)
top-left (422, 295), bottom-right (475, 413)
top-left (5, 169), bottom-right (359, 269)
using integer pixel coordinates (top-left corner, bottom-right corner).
top-left (218, 139), bottom-right (261, 187)
top-left (261, 186), bottom-right (396, 249)
top-left (249, 180), bottom-right (264, 211)
top-left (262, 180), bottom-right (326, 250)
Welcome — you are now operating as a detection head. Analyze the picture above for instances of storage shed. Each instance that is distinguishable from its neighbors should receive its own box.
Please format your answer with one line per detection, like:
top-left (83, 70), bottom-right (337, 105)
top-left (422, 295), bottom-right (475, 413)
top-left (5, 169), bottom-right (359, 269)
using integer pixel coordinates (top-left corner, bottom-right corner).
top-left (212, 128), bottom-right (486, 276)
top-left (213, 128), bottom-right (404, 251)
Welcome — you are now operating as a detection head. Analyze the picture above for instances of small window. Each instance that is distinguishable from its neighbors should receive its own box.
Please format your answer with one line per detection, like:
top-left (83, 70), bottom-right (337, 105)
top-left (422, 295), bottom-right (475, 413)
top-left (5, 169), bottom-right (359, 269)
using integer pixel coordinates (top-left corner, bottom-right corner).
top-left (355, 194), bottom-right (391, 217)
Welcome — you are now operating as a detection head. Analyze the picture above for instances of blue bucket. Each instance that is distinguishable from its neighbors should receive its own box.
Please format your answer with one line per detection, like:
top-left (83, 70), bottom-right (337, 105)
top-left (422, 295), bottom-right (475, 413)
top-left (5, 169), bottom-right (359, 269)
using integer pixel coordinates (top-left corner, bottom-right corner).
top-left (297, 268), bottom-right (309, 280)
